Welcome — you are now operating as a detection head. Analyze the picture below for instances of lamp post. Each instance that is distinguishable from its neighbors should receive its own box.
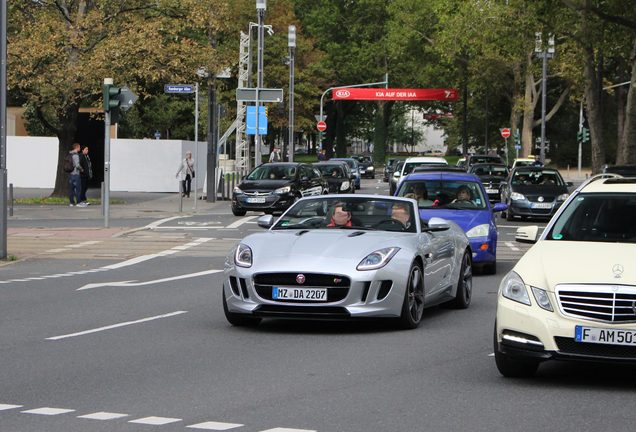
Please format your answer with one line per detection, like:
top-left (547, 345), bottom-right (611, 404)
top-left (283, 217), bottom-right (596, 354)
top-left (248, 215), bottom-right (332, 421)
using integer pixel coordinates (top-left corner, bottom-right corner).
top-left (255, 0), bottom-right (266, 167)
top-left (535, 32), bottom-right (554, 164)
top-left (288, 25), bottom-right (296, 163)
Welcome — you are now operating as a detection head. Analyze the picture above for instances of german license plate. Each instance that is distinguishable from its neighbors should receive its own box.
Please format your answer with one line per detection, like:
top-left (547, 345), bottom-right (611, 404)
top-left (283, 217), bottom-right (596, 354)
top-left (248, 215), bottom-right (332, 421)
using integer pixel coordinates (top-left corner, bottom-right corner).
top-left (575, 325), bottom-right (636, 346)
top-left (486, 188), bottom-right (498, 194)
top-left (272, 287), bottom-right (327, 301)
top-left (246, 197), bottom-right (266, 203)
top-left (532, 202), bottom-right (552, 209)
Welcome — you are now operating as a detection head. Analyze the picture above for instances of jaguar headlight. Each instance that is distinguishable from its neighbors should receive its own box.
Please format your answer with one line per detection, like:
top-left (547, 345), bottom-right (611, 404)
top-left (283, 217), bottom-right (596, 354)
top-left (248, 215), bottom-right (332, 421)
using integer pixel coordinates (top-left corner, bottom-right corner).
top-left (274, 186), bottom-right (291, 194)
top-left (340, 181), bottom-right (350, 191)
top-left (466, 224), bottom-right (489, 238)
top-left (234, 244), bottom-right (253, 268)
top-left (557, 193), bottom-right (569, 201)
top-left (357, 247), bottom-right (400, 271)
top-left (510, 192), bottom-right (526, 201)
top-left (499, 271), bottom-right (530, 306)
top-left (531, 286), bottom-right (553, 312)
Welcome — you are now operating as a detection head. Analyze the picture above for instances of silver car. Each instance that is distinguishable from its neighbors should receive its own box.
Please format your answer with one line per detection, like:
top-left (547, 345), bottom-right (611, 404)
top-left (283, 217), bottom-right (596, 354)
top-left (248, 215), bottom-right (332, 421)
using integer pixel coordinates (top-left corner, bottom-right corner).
top-left (222, 195), bottom-right (473, 329)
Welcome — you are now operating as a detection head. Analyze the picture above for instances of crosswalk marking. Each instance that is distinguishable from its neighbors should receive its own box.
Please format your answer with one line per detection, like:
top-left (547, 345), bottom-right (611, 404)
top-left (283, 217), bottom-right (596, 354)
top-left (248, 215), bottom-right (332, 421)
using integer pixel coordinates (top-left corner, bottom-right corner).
top-left (78, 411), bottom-right (129, 420)
top-left (187, 421), bottom-right (244, 430)
top-left (128, 416), bottom-right (182, 425)
top-left (260, 428), bottom-right (317, 432)
top-left (21, 407), bottom-right (75, 415)
top-left (0, 404), bottom-right (22, 410)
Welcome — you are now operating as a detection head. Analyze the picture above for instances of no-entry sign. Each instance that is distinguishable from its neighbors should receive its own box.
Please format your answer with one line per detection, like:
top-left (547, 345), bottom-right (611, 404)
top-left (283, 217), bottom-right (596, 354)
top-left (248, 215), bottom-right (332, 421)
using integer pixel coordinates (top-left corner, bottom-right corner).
top-left (500, 128), bottom-right (511, 139)
top-left (332, 88), bottom-right (459, 101)
top-left (317, 121), bottom-right (327, 132)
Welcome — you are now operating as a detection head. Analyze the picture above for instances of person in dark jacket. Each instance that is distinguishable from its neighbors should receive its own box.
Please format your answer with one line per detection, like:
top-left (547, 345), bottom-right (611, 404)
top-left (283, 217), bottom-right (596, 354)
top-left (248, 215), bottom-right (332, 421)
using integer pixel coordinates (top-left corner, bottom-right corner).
top-left (78, 146), bottom-right (93, 205)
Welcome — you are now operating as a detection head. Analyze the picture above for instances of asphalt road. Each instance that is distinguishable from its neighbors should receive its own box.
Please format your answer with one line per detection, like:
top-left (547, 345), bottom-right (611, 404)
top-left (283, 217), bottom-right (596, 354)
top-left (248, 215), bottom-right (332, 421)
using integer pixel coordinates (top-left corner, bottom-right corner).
top-left (1, 178), bottom-right (634, 432)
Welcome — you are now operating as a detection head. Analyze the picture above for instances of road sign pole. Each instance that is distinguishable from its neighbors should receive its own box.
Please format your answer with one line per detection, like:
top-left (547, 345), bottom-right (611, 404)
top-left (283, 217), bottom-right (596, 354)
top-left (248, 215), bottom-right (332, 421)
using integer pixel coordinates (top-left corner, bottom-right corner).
top-left (255, 88), bottom-right (260, 167)
top-left (103, 79), bottom-right (112, 228)
top-left (0, 0), bottom-right (7, 258)
top-left (505, 137), bottom-right (509, 166)
top-left (194, 82), bottom-right (199, 209)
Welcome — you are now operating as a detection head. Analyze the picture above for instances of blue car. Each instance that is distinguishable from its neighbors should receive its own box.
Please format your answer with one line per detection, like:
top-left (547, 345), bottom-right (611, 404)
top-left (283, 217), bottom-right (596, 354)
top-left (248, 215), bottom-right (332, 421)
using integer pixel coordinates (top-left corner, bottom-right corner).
top-left (395, 170), bottom-right (507, 274)
top-left (331, 158), bottom-right (361, 189)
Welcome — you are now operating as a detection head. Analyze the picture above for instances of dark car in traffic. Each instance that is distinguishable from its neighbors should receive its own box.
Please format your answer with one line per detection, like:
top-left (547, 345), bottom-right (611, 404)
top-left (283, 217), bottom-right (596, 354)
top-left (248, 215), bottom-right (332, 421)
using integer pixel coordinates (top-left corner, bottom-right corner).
top-left (351, 155), bottom-right (375, 178)
top-left (331, 158), bottom-right (361, 189)
top-left (313, 161), bottom-right (355, 193)
top-left (383, 158), bottom-right (401, 182)
top-left (467, 154), bottom-right (504, 169)
top-left (469, 163), bottom-right (510, 202)
top-left (231, 163), bottom-right (327, 216)
top-left (500, 167), bottom-right (572, 221)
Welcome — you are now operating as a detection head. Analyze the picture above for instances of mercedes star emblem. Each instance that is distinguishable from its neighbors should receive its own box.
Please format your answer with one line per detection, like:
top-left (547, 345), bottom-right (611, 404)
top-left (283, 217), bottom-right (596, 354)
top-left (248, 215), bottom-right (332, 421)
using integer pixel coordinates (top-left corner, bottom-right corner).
top-left (613, 264), bottom-right (624, 279)
top-left (538, 196), bottom-right (544, 202)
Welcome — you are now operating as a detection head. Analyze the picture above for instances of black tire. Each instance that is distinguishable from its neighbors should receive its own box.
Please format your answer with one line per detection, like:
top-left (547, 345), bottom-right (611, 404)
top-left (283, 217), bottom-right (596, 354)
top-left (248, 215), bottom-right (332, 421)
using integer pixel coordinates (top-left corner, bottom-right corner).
top-left (223, 292), bottom-right (261, 327)
top-left (500, 210), bottom-right (507, 218)
top-left (506, 207), bottom-right (515, 221)
top-left (232, 205), bottom-right (247, 217)
top-left (447, 251), bottom-right (472, 309)
top-left (482, 261), bottom-right (497, 275)
top-left (493, 324), bottom-right (539, 378)
top-left (397, 262), bottom-right (425, 329)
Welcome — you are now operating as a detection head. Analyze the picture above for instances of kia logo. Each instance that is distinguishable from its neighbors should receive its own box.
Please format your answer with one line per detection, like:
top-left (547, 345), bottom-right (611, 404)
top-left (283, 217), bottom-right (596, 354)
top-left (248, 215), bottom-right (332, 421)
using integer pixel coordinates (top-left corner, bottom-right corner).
top-left (296, 274), bottom-right (306, 284)
top-left (335, 89), bottom-right (351, 98)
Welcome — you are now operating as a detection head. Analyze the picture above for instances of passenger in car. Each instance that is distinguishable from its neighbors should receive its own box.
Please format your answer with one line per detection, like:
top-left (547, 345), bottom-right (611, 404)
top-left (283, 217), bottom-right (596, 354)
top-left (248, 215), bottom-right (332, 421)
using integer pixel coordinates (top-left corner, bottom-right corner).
top-left (327, 202), bottom-right (353, 227)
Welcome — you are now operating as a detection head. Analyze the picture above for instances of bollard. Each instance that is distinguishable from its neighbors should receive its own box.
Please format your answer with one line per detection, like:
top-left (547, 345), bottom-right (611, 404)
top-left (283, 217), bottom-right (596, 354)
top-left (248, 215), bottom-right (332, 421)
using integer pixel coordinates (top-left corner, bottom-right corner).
top-left (178, 181), bottom-right (183, 212)
top-left (9, 183), bottom-right (13, 217)
top-left (221, 175), bottom-right (226, 201)
top-left (101, 182), bottom-right (105, 216)
top-left (231, 173), bottom-right (235, 199)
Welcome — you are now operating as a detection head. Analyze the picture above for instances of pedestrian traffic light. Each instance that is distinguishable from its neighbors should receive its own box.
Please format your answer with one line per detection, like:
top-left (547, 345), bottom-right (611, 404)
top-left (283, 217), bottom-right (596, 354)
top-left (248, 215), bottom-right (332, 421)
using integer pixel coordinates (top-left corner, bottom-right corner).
top-left (513, 129), bottom-right (520, 146)
top-left (103, 83), bottom-right (122, 122)
top-left (577, 127), bottom-right (590, 143)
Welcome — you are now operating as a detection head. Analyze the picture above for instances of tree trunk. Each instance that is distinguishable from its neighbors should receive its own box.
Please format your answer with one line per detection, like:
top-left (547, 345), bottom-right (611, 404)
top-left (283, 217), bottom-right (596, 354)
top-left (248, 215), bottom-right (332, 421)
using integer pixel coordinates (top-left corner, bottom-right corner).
top-left (336, 101), bottom-right (346, 157)
top-left (372, 101), bottom-right (394, 165)
top-left (509, 62), bottom-right (524, 163)
top-left (522, 53), bottom-right (537, 157)
top-left (51, 109), bottom-right (79, 197)
top-left (621, 37), bottom-right (636, 165)
top-left (324, 102), bottom-right (336, 159)
top-left (615, 85), bottom-right (626, 164)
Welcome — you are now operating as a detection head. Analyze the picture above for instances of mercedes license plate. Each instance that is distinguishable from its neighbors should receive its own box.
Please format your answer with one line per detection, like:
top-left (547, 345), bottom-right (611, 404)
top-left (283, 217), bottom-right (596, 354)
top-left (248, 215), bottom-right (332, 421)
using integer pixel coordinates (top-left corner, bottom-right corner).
top-left (272, 287), bottom-right (327, 301)
top-left (486, 188), bottom-right (498, 194)
top-left (246, 197), bottom-right (266, 203)
top-left (575, 325), bottom-right (636, 346)
top-left (532, 202), bottom-right (552, 209)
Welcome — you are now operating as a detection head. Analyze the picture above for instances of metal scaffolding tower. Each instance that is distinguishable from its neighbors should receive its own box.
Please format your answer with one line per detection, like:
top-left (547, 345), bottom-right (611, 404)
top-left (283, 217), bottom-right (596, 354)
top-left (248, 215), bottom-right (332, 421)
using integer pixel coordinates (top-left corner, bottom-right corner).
top-left (234, 31), bottom-right (250, 174)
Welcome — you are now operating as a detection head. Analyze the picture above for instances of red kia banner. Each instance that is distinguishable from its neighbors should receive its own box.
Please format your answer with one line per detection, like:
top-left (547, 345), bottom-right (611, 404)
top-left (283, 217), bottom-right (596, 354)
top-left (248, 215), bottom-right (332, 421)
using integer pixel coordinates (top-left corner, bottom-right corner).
top-left (332, 88), bottom-right (459, 101)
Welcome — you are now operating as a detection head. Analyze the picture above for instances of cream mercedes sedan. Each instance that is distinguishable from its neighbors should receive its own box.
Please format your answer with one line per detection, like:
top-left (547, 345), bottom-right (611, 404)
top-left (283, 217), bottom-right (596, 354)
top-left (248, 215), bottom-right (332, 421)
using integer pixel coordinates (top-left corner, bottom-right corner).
top-left (494, 174), bottom-right (636, 377)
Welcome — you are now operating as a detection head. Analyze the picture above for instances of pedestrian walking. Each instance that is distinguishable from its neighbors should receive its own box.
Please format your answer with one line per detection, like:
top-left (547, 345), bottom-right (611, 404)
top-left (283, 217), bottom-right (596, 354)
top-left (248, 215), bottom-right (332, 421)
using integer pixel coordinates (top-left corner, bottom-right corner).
top-left (269, 147), bottom-right (281, 162)
top-left (176, 150), bottom-right (195, 198)
top-left (79, 146), bottom-right (93, 205)
top-left (317, 149), bottom-right (326, 161)
top-left (66, 143), bottom-right (83, 206)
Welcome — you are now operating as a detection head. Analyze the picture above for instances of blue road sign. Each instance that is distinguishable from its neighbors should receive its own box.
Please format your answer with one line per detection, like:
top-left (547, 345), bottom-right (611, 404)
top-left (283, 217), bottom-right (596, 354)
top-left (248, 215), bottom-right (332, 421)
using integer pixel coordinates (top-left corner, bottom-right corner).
top-left (246, 106), bottom-right (268, 135)
top-left (514, 145), bottom-right (521, 150)
top-left (164, 84), bottom-right (195, 94)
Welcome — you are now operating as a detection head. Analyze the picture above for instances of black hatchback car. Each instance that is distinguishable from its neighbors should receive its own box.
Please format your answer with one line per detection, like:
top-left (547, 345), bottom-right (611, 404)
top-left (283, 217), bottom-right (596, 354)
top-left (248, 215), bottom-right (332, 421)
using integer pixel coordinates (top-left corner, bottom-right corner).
top-left (313, 161), bottom-right (355, 194)
top-left (500, 167), bottom-right (572, 221)
top-left (231, 163), bottom-right (327, 216)
top-left (469, 163), bottom-right (509, 202)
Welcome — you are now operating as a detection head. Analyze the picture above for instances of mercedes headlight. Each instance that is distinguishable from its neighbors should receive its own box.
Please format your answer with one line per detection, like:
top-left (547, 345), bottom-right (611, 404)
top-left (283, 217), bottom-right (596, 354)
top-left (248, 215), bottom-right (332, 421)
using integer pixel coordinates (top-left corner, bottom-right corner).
top-left (234, 244), bottom-right (253, 268)
top-left (531, 286), bottom-right (553, 312)
top-left (274, 186), bottom-right (291, 194)
top-left (466, 224), bottom-right (489, 238)
top-left (357, 247), bottom-right (400, 271)
top-left (557, 193), bottom-right (569, 201)
top-left (367, 166), bottom-right (374, 171)
top-left (499, 271), bottom-right (530, 305)
top-left (233, 187), bottom-right (244, 195)
top-left (510, 192), bottom-right (526, 201)
top-left (340, 181), bottom-right (350, 191)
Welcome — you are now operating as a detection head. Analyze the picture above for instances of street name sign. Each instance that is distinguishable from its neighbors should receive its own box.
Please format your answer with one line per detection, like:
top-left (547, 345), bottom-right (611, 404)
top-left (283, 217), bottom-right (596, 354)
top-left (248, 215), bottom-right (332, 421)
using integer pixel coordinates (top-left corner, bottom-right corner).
top-left (164, 84), bottom-right (195, 94)
top-left (236, 88), bottom-right (284, 103)
top-left (332, 88), bottom-right (459, 101)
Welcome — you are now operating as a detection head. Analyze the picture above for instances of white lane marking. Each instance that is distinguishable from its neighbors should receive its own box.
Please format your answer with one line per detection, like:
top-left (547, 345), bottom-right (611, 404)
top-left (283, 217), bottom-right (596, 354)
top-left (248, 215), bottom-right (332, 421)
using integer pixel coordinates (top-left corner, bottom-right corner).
top-left (78, 411), bottom-right (129, 420)
top-left (488, 353), bottom-right (495, 357)
top-left (187, 421), bottom-right (244, 430)
top-left (154, 226), bottom-right (222, 230)
top-left (46, 311), bottom-right (188, 341)
top-left (0, 404), bottom-right (22, 410)
top-left (129, 416), bottom-right (182, 425)
top-left (260, 428), bottom-right (317, 432)
top-left (22, 407), bottom-right (75, 415)
top-left (44, 248), bottom-right (67, 253)
top-left (102, 238), bottom-right (213, 270)
top-left (146, 215), bottom-right (185, 230)
top-left (497, 224), bottom-right (547, 229)
top-left (77, 270), bottom-right (222, 291)
top-left (505, 241), bottom-right (520, 251)
top-left (226, 216), bottom-right (258, 229)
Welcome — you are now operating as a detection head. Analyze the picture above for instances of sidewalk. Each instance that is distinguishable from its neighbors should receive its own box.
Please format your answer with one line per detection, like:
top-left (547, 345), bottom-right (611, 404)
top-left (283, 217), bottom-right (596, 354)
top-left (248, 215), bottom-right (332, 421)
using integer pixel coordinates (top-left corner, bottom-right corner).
top-left (6, 188), bottom-right (232, 261)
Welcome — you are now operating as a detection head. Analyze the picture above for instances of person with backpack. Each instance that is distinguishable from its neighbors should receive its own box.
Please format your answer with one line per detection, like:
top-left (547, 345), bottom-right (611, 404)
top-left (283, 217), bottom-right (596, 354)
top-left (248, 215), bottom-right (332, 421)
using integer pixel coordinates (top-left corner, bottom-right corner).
top-left (65, 143), bottom-right (84, 207)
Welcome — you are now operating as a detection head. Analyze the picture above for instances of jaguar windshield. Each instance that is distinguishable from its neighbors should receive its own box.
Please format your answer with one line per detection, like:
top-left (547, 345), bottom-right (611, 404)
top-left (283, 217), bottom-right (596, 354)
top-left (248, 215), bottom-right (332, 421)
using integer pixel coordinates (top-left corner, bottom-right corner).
top-left (272, 197), bottom-right (417, 232)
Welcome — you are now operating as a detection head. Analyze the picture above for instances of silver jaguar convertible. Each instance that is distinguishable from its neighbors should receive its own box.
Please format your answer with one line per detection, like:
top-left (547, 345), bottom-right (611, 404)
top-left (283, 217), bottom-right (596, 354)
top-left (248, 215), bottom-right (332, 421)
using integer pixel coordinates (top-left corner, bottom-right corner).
top-left (222, 195), bottom-right (473, 329)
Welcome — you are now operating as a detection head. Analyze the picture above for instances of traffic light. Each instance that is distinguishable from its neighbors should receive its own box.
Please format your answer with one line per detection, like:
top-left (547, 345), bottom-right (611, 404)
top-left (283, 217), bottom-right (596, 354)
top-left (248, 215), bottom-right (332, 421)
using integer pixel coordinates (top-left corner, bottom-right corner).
top-left (103, 83), bottom-right (121, 122)
top-left (513, 129), bottom-right (520, 146)
top-left (577, 127), bottom-right (590, 143)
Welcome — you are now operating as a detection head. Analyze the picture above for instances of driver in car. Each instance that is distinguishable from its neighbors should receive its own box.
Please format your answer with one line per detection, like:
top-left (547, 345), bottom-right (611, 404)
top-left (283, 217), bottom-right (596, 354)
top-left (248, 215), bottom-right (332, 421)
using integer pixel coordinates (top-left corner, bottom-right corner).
top-left (327, 202), bottom-right (353, 227)
top-left (452, 185), bottom-right (473, 204)
top-left (391, 202), bottom-right (412, 228)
